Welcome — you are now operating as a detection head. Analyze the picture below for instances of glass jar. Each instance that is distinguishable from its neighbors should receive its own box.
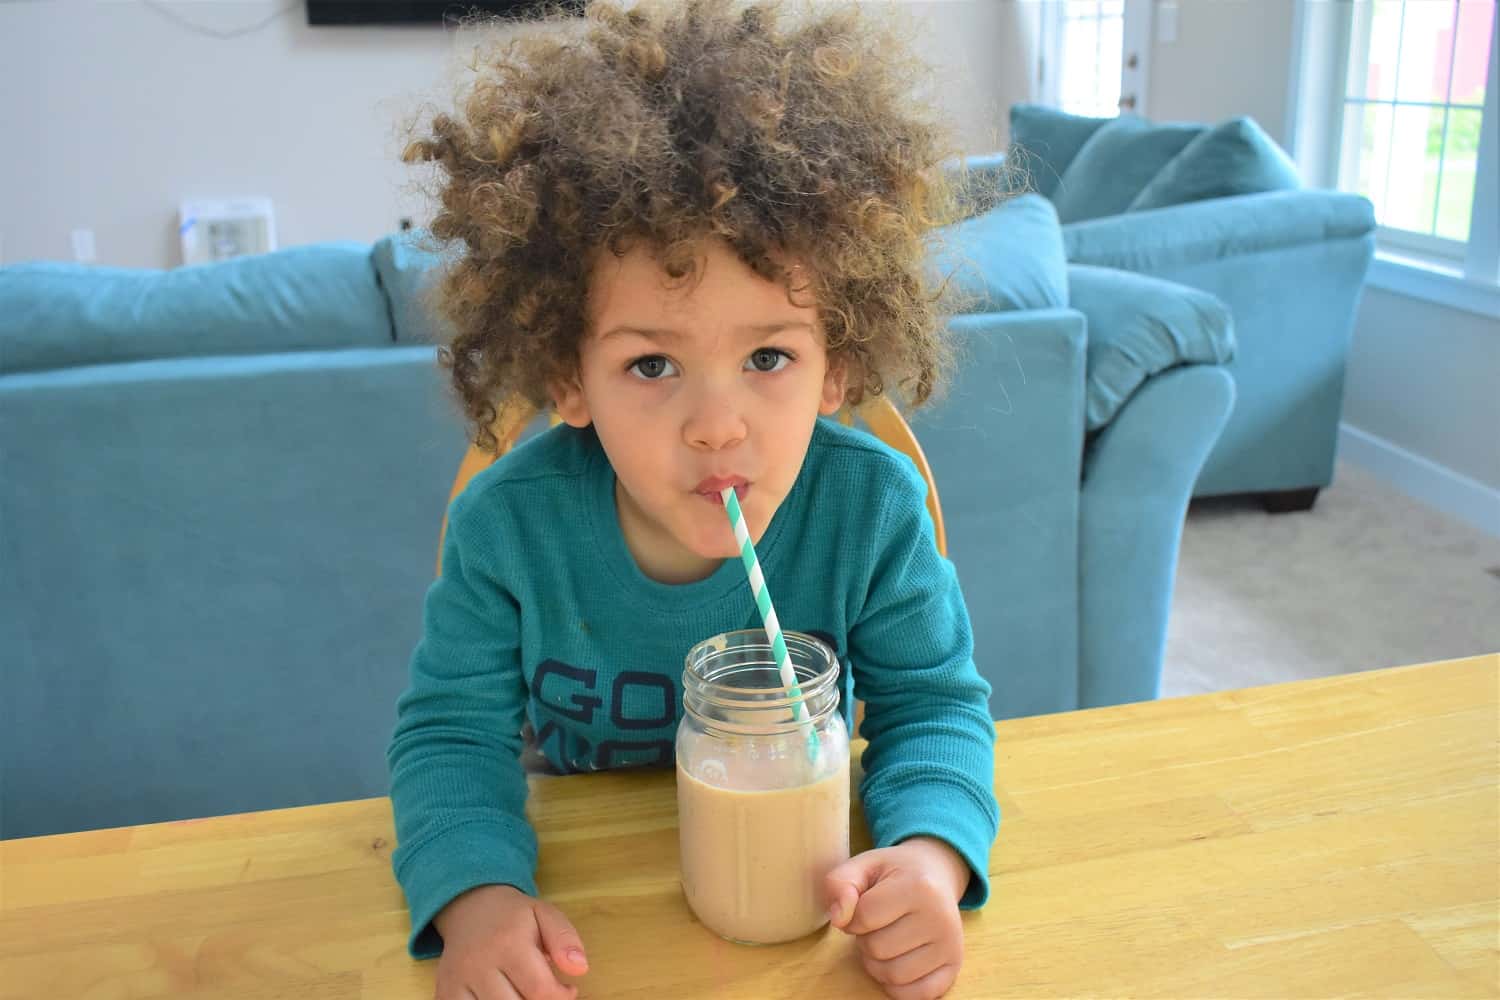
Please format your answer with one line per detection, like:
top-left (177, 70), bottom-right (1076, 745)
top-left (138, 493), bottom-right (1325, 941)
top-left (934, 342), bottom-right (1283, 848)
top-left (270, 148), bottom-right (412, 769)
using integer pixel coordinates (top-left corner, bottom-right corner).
top-left (675, 629), bottom-right (850, 944)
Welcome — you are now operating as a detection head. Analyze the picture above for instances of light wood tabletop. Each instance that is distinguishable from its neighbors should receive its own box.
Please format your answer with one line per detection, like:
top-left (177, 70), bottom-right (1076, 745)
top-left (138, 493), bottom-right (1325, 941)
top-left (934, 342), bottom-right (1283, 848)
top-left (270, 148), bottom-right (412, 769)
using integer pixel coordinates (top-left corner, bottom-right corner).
top-left (3, 653), bottom-right (1496, 999)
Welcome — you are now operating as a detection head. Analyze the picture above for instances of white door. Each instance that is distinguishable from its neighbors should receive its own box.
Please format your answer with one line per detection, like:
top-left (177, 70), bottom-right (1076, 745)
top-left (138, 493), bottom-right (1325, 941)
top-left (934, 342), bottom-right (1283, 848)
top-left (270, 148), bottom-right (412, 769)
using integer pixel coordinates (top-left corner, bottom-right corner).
top-left (1039, 0), bottom-right (1153, 118)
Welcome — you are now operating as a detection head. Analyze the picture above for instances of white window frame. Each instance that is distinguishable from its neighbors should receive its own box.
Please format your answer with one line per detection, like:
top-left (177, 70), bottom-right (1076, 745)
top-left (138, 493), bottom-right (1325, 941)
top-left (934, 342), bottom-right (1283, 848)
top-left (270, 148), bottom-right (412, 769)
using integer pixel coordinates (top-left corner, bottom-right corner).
top-left (1288, 0), bottom-right (1500, 319)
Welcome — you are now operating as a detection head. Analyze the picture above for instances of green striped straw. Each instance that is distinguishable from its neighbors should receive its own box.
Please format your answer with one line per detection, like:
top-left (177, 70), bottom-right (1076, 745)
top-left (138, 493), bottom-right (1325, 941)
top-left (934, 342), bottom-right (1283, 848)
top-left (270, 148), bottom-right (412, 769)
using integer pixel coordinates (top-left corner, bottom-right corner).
top-left (720, 487), bottom-right (819, 760)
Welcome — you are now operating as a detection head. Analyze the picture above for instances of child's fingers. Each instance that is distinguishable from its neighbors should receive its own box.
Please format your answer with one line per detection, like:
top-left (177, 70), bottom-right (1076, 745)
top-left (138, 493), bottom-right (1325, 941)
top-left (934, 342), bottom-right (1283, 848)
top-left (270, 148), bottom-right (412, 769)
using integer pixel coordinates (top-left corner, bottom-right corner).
top-left (882, 961), bottom-right (959, 1000)
top-left (824, 852), bottom-right (887, 928)
top-left (502, 951), bottom-right (577, 1000)
top-left (532, 901), bottom-right (589, 977)
top-left (826, 881), bottom-right (860, 929)
top-left (859, 913), bottom-right (928, 962)
top-left (476, 967), bottom-right (522, 1000)
top-left (841, 877), bottom-right (910, 935)
top-left (861, 941), bottom-right (942, 989)
top-left (432, 975), bottom-right (485, 1000)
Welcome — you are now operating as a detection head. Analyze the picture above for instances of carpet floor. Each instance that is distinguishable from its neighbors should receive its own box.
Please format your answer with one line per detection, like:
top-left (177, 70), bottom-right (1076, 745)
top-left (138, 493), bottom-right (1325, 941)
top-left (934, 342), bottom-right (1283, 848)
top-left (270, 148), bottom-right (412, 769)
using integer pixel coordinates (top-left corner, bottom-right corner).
top-left (1162, 460), bottom-right (1500, 699)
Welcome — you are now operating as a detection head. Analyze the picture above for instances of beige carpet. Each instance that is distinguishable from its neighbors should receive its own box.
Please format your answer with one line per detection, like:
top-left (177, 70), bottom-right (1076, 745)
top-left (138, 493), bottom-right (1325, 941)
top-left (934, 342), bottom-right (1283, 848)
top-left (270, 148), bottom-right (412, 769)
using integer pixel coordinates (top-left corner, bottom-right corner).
top-left (1161, 460), bottom-right (1500, 699)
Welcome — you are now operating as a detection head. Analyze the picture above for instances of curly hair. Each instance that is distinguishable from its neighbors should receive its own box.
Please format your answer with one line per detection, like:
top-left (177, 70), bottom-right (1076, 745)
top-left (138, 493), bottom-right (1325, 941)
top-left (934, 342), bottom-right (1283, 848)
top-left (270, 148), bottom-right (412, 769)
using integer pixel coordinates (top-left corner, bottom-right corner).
top-left (402, 0), bottom-right (976, 452)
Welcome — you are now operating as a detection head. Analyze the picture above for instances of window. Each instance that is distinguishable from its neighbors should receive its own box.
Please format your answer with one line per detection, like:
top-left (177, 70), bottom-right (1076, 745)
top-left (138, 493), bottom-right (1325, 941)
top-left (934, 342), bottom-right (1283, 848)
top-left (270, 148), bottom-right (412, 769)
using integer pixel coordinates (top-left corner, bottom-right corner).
top-left (1044, 0), bottom-right (1126, 118)
top-left (1335, 0), bottom-right (1497, 264)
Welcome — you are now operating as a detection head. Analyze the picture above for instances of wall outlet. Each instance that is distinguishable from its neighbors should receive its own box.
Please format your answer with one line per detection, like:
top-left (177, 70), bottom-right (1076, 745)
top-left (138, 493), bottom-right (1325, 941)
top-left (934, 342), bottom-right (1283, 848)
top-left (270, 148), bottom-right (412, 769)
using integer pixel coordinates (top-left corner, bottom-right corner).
top-left (71, 228), bottom-right (97, 264)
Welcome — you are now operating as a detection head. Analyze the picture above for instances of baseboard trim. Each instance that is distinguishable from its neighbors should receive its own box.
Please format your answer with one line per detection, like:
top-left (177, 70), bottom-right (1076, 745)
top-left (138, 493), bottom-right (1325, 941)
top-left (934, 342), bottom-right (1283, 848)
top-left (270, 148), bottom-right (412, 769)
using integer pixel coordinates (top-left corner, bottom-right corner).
top-left (1339, 423), bottom-right (1500, 538)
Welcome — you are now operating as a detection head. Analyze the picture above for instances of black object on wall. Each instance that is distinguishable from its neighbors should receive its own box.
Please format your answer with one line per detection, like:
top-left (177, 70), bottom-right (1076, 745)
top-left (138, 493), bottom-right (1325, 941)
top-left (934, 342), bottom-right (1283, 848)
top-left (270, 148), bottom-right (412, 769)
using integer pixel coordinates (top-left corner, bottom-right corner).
top-left (306, 0), bottom-right (585, 26)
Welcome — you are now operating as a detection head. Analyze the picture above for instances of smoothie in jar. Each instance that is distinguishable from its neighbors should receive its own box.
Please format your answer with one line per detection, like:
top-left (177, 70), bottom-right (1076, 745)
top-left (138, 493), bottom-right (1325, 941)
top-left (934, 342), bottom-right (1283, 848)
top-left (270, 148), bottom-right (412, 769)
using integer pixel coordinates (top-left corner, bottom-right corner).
top-left (676, 629), bottom-right (850, 944)
top-left (676, 757), bottom-right (850, 943)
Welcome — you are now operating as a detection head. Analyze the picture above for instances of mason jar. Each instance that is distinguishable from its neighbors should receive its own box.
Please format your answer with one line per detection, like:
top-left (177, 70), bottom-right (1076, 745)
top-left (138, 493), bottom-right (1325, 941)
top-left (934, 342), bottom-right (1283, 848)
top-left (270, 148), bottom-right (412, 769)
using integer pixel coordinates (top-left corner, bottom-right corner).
top-left (675, 629), bottom-right (850, 944)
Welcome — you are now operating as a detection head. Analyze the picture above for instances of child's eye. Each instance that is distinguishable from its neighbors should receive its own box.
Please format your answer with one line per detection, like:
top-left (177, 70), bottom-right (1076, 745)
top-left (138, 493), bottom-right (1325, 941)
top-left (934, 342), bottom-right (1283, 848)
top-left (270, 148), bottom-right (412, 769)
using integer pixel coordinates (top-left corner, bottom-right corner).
top-left (746, 348), bottom-right (792, 373)
top-left (628, 355), bottom-right (678, 380)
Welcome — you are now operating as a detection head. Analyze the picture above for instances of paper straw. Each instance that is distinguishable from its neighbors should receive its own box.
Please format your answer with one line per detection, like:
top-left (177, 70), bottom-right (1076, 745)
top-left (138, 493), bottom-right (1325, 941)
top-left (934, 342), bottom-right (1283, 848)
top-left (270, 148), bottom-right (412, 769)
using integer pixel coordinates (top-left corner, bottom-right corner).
top-left (721, 487), bottom-right (819, 758)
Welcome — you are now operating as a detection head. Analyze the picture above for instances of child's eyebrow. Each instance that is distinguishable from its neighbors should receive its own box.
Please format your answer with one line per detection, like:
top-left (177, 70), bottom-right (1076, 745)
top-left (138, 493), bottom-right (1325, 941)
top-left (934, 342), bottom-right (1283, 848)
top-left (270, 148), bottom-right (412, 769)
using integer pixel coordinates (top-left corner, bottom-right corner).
top-left (599, 321), bottom-right (813, 343)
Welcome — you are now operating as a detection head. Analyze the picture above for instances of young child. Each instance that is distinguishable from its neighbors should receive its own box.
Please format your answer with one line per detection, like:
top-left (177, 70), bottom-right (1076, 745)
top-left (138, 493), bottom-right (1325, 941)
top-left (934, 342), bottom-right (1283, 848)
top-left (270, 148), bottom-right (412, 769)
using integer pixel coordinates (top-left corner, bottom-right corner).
top-left (387, 2), bottom-right (1000, 998)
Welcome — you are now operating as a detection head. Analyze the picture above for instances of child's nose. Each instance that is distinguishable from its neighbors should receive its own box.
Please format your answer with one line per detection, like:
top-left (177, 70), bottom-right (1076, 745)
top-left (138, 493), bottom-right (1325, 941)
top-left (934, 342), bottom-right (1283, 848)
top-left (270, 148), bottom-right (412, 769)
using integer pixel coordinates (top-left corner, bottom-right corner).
top-left (682, 391), bottom-right (748, 452)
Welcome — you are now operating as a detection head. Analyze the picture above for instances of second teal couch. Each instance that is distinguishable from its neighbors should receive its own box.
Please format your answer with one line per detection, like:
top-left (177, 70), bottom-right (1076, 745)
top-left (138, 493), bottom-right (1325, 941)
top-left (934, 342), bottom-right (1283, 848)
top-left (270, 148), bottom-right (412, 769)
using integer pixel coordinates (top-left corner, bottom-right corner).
top-left (967, 104), bottom-right (1377, 512)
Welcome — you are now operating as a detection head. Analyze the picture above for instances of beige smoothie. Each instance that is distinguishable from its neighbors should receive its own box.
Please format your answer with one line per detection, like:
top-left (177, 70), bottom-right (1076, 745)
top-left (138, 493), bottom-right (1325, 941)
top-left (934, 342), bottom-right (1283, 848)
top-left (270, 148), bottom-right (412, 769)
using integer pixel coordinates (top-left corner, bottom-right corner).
top-left (676, 758), bottom-right (850, 944)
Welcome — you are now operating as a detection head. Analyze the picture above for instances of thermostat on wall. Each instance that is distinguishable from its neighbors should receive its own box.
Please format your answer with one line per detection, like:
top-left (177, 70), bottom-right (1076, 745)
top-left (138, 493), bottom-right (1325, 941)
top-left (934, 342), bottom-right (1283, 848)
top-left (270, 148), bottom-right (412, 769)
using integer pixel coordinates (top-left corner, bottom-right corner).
top-left (179, 198), bottom-right (276, 266)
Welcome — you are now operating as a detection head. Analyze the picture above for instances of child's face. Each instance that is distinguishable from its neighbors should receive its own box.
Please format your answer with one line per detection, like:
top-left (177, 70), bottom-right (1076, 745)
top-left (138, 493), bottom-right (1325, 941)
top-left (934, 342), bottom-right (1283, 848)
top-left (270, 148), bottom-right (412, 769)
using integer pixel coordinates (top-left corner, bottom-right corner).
top-left (553, 238), bottom-right (846, 584)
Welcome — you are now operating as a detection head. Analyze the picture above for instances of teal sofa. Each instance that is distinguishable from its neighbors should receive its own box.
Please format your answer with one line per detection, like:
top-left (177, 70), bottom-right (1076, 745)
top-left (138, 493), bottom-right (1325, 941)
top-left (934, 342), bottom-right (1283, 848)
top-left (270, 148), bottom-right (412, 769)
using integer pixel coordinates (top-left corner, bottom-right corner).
top-left (0, 203), bottom-right (1233, 838)
top-left (969, 104), bottom-right (1377, 512)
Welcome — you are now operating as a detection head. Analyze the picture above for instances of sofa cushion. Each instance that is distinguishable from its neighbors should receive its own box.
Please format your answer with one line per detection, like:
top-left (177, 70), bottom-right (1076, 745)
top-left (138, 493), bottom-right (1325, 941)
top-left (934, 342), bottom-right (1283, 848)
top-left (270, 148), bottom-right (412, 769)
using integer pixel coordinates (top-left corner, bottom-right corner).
top-left (1008, 103), bottom-right (1113, 199)
top-left (372, 229), bottom-right (458, 345)
top-left (1128, 116), bottom-right (1302, 211)
top-left (1051, 117), bottom-right (1205, 224)
top-left (927, 193), bottom-right (1068, 313)
top-left (0, 242), bottom-right (391, 375)
top-left (1066, 263), bottom-right (1236, 430)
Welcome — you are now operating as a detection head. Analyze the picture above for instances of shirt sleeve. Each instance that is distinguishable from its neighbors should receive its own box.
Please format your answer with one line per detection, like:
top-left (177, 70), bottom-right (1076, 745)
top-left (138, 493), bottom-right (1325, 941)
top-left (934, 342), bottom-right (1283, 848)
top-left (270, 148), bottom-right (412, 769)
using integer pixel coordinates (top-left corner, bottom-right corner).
top-left (848, 461), bottom-right (1000, 909)
top-left (386, 486), bottom-right (536, 959)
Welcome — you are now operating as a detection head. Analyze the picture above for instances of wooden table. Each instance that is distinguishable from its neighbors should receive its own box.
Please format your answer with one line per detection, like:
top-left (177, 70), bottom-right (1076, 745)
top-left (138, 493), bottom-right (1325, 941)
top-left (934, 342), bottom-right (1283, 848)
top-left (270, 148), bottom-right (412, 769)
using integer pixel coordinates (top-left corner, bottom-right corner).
top-left (3, 654), bottom-right (1496, 998)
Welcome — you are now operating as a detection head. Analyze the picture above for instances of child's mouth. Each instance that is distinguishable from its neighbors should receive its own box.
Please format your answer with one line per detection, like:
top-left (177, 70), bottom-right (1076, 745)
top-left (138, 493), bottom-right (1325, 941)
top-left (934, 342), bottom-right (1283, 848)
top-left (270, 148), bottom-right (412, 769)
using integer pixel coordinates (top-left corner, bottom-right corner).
top-left (695, 477), bottom-right (749, 504)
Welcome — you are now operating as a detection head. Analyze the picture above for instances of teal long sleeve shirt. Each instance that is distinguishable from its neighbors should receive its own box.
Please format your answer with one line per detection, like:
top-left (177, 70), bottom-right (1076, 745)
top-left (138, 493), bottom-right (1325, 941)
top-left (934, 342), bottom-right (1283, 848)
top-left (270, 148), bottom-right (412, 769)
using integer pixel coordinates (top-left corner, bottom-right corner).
top-left (387, 417), bottom-right (999, 958)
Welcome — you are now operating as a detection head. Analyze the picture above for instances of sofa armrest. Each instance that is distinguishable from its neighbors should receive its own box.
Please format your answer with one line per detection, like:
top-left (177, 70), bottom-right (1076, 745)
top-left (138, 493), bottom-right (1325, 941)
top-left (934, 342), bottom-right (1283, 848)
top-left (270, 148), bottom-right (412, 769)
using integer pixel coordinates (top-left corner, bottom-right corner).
top-left (1077, 363), bottom-right (1235, 709)
top-left (914, 307), bottom-right (1090, 719)
top-left (921, 308), bottom-right (1088, 516)
top-left (1067, 264), bottom-right (1235, 431)
top-left (1063, 189), bottom-right (1375, 273)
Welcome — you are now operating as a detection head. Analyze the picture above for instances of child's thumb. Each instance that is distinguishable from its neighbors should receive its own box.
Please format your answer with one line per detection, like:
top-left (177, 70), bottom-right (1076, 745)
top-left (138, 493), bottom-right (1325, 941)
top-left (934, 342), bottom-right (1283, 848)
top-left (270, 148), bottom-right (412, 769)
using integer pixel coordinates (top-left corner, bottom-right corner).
top-left (535, 901), bottom-right (589, 976)
top-left (823, 854), bottom-right (880, 930)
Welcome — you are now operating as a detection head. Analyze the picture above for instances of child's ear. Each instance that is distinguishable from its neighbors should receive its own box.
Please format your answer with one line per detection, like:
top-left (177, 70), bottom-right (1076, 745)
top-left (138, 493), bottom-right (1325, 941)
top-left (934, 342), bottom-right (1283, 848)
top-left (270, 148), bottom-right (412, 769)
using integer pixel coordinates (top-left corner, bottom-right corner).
top-left (550, 373), bottom-right (592, 428)
top-left (818, 358), bottom-right (849, 416)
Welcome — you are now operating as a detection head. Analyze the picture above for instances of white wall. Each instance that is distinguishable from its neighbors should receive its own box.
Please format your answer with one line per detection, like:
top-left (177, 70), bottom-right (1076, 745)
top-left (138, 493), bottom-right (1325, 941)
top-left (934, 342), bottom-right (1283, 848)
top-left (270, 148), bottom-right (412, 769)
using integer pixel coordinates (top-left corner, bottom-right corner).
top-left (1, 1), bottom-right (453, 268)
top-left (0, 0), bottom-right (1025, 270)
top-left (1342, 290), bottom-right (1500, 495)
top-left (1145, 0), bottom-right (1296, 145)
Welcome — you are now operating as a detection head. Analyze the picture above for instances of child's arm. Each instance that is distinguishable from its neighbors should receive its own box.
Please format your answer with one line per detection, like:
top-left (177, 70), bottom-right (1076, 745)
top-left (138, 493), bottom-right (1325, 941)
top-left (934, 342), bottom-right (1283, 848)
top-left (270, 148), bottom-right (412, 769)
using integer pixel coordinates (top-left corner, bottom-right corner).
top-left (833, 461), bottom-right (999, 998)
top-left (847, 459), bottom-right (1000, 907)
top-left (386, 483), bottom-right (554, 961)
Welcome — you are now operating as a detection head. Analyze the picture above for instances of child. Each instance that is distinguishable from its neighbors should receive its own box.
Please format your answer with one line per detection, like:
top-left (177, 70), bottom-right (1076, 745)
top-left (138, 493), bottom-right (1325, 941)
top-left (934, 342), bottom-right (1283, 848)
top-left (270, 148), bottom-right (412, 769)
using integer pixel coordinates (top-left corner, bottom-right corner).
top-left (387, 2), bottom-right (1000, 998)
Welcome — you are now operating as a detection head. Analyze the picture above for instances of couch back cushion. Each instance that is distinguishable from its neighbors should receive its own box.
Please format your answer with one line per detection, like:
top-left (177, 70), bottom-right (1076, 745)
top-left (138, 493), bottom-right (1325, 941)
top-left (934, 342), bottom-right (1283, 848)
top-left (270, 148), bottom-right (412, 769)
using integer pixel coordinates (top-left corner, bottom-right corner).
top-left (1128, 116), bottom-right (1302, 211)
top-left (0, 242), bottom-right (391, 374)
top-left (372, 229), bottom-right (458, 345)
top-left (927, 192), bottom-right (1068, 313)
top-left (1050, 116), bottom-right (1205, 223)
top-left (1008, 103), bottom-right (1113, 199)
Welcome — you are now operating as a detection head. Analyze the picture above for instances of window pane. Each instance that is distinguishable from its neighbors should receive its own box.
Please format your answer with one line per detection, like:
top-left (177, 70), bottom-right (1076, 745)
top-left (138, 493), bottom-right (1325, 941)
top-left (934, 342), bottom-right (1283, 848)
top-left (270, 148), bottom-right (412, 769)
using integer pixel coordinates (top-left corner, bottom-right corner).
top-left (1066, 1), bottom-right (1100, 19)
top-left (1101, 0), bottom-right (1124, 16)
top-left (1450, 0), bottom-right (1495, 105)
top-left (1384, 104), bottom-right (1445, 233)
top-left (1396, 0), bottom-right (1459, 105)
top-left (1342, 102), bottom-right (1394, 219)
top-left (1351, 0), bottom-right (1404, 100)
top-left (1098, 14), bottom-right (1123, 106)
top-left (1436, 108), bottom-right (1482, 240)
top-left (1062, 17), bottom-right (1100, 113)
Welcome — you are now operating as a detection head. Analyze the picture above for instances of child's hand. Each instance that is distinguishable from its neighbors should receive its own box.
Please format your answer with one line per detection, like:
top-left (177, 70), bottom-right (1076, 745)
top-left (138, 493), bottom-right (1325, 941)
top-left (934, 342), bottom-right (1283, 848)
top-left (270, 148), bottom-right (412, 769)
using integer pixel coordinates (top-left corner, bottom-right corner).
top-left (431, 883), bottom-right (588, 1000)
top-left (824, 837), bottom-right (971, 1000)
